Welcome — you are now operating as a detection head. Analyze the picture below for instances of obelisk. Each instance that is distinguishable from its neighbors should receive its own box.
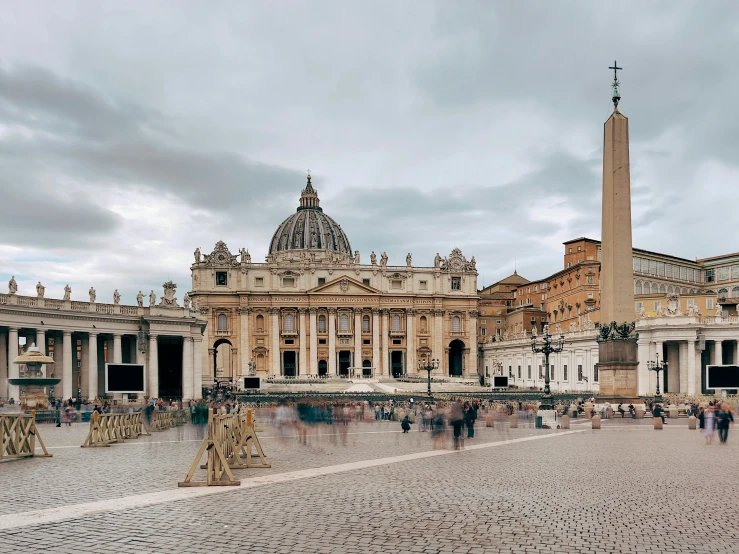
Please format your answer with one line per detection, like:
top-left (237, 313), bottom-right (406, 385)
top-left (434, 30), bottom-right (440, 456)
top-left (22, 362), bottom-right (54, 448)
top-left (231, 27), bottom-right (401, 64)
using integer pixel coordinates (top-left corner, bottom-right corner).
top-left (596, 61), bottom-right (638, 398)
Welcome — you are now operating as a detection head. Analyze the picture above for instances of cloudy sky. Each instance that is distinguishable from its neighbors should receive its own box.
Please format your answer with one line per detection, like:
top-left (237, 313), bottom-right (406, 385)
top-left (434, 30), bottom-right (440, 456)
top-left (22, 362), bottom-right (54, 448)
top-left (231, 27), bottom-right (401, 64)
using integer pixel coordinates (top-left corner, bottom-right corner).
top-left (1, 1), bottom-right (738, 304)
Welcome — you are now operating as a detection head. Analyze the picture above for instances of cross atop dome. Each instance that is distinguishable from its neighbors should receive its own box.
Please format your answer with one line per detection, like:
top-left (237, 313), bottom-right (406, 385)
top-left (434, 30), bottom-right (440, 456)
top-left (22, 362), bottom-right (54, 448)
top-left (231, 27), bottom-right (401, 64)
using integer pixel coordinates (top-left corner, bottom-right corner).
top-left (609, 60), bottom-right (622, 110)
top-left (300, 171), bottom-right (320, 209)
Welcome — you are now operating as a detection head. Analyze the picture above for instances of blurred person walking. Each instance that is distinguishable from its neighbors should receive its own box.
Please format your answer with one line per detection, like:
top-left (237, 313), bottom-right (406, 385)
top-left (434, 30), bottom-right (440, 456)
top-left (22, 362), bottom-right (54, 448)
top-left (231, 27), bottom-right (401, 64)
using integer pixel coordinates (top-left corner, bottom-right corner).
top-left (450, 402), bottom-right (464, 450)
top-left (716, 403), bottom-right (734, 445)
top-left (703, 404), bottom-right (716, 445)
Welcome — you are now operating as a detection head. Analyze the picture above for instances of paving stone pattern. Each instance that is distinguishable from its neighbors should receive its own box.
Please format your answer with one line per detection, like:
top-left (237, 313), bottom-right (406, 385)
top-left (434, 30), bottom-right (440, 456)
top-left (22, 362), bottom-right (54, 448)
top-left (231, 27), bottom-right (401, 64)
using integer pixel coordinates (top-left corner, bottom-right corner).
top-left (1, 416), bottom-right (737, 553)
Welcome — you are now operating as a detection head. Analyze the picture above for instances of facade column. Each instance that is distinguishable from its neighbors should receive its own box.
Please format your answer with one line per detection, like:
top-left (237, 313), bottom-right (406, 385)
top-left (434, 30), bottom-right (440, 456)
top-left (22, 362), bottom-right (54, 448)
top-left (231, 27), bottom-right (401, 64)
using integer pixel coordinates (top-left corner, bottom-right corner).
top-left (0, 331), bottom-right (8, 400)
top-left (113, 334), bottom-right (122, 364)
top-left (433, 310), bottom-right (444, 374)
top-left (63, 331), bottom-right (73, 400)
top-left (80, 335), bottom-right (89, 399)
top-left (353, 309), bottom-right (362, 374)
top-left (309, 308), bottom-right (318, 375)
top-left (299, 308), bottom-right (308, 376)
top-left (406, 309), bottom-right (415, 375)
top-left (381, 309), bottom-right (389, 377)
top-left (713, 340), bottom-right (723, 366)
top-left (678, 341), bottom-right (688, 393)
top-left (148, 334), bottom-right (159, 398)
top-left (328, 308), bottom-right (337, 376)
top-left (193, 337), bottom-right (203, 399)
top-left (239, 307), bottom-right (251, 377)
top-left (8, 328), bottom-right (19, 400)
top-left (270, 308), bottom-right (281, 376)
top-left (372, 309), bottom-right (380, 377)
top-left (666, 343), bottom-right (679, 393)
top-left (182, 336), bottom-right (193, 400)
top-left (637, 339), bottom-right (650, 396)
top-left (468, 310), bottom-right (478, 378)
top-left (88, 333), bottom-right (98, 400)
top-left (35, 330), bottom-right (46, 377)
top-left (687, 339), bottom-right (696, 395)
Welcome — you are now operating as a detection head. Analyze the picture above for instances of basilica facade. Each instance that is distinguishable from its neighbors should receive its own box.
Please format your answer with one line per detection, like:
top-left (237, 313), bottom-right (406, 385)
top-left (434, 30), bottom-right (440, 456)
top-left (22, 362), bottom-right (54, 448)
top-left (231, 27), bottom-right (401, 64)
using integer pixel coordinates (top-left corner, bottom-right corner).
top-left (190, 175), bottom-right (479, 385)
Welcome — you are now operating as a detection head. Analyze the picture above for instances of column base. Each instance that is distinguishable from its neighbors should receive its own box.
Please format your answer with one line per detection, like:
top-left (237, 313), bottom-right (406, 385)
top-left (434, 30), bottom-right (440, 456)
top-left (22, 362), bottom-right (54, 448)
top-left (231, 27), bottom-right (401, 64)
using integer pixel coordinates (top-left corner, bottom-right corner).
top-left (597, 339), bottom-right (638, 398)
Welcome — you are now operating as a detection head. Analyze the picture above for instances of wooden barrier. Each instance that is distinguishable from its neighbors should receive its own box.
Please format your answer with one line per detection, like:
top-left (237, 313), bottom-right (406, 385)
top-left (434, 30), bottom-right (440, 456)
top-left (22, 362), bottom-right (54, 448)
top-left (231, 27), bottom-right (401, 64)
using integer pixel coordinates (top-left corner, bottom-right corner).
top-left (82, 412), bottom-right (149, 447)
top-left (1, 413), bottom-right (52, 459)
top-left (179, 409), bottom-right (269, 487)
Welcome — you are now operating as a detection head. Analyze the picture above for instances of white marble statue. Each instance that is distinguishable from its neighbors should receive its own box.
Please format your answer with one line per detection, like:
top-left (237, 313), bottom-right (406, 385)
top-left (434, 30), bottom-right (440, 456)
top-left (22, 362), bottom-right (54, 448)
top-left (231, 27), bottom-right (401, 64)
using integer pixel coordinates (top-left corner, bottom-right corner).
top-left (194, 247), bottom-right (201, 263)
top-left (245, 250), bottom-right (251, 264)
top-left (63, 284), bottom-right (71, 301)
top-left (370, 251), bottom-right (377, 265)
top-left (380, 252), bottom-right (388, 267)
top-left (113, 289), bottom-right (121, 305)
top-left (406, 253), bottom-right (412, 266)
top-left (354, 250), bottom-right (360, 264)
top-left (183, 292), bottom-right (191, 309)
top-left (434, 253), bottom-right (441, 268)
top-left (149, 290), bottom-right (156, 306)
top-left (89, 287), bottom-right (96, 303)
top-left (36, 281), bottom-right (45, 298)
top-left (240, 248), bottom-right (248, 264)
top-left (8, 276), bottom-right (17, 294)
top-left (136, 291), bottom-right (144, 307)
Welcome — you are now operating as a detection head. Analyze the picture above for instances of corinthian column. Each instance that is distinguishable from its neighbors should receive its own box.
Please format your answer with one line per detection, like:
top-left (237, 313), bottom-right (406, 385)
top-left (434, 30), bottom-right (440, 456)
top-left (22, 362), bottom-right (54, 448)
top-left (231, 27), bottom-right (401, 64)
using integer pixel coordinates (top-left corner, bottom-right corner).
top-left (309, 308), bottom-right (318, 375)
top-left (468, 310), bottom-right (478, 378)
top-left (7, 328), bottom-right (18, 400)
top-left (149, 334), bottom-right (159, 398)
top-left (193, 337), bottom-right (203, 399)
top-left (433, 310), bottom-right (444, 374)
top-left (406, 309), bottom-right (416, 374)
top-left (299, 308), bottom-right (308, 376)
top-left (63, 331), bottom-right (73, 400)
top-left (239, 307), bottom-right (251, 377)
top-left (372, 309), bottom-right (380, 377)
top-left (328, 308), bottom-right (337, 376)
top-left (271, 308), bottom-right (281, 376)
top-left (182, 336), bottom-right (193, 400)
top-left (88, 333), bottom-right (98, 400)
top-left (381, 309), bottom-right (389, 377)
top-left (354, 309), bottom-right (362, 373)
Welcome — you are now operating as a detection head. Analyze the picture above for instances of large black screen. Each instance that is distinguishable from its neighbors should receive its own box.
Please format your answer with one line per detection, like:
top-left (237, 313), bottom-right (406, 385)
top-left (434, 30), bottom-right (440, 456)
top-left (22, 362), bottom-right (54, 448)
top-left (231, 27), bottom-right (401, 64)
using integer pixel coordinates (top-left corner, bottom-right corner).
top-left (493, 376), bottom-right (509, 388)
top-left (106, 364), bottom-right (146, 393)
top-left (706, 365), bottom-right (739, 389)
top-left (243, 377), bottom-right (261, 389)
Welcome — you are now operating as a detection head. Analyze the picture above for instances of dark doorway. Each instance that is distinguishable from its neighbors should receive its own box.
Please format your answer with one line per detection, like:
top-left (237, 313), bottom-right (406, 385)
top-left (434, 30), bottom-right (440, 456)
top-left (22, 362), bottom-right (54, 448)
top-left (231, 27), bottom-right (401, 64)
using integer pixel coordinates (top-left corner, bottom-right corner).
top-left (339, 350), bottom-right (351, 376)
top-left (212, 338), bottom-right (233, 387)
top-left (448, 340), bottom-right (464, 377)
top-left (283, 351), bottom-right (296, 377)
top-left (362, 359), bottom-right (372, 377)
top-left (159, 337), bottom-right (183, 399)
top-left (391, 351), bottom-right (403, 378)
top-left (318, 360), bottom-right (328, 376)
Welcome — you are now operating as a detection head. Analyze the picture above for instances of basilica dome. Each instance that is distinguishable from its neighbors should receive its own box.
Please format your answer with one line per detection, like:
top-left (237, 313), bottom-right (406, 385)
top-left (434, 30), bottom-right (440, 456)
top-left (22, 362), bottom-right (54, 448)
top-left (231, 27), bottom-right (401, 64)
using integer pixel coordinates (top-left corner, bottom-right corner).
top-left (268, 175), bottom-right (352, 255)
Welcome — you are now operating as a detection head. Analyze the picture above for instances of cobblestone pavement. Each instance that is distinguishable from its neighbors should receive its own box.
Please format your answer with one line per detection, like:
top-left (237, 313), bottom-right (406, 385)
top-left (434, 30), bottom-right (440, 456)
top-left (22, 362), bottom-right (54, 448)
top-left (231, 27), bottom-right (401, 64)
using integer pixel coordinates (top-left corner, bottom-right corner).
top-left (1, 415), bottom-right (737, 553)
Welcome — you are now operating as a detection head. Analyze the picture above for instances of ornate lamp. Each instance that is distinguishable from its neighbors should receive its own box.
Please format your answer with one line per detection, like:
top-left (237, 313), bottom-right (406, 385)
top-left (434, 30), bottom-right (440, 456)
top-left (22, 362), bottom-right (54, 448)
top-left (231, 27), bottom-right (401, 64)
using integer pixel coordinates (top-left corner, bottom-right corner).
top-left (530, 326), bottom-right (565, 411)
top-left (646, 353), bottom-right (667, 402)
top-left (417, 356), bottom-right (440, 397)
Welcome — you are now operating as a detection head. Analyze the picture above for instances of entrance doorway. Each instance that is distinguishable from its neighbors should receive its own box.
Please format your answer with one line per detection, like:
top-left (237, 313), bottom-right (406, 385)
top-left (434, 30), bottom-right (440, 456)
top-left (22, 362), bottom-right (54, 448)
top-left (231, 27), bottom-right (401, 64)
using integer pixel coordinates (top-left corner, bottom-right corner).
top-left (159, 337), bottom-right (184, 399)
top-left (448, 340), bottom-right (464, 376)
top-left (391, 351), bottom-right (403, 378)
top-left (283, 351), bottom-right (296, 377)
top-left (339, 351), bottom-right (351, 376)
top-left (362, 359), bottom-right (372, 377)
top-left (318, 360), bottom-right (328, 376)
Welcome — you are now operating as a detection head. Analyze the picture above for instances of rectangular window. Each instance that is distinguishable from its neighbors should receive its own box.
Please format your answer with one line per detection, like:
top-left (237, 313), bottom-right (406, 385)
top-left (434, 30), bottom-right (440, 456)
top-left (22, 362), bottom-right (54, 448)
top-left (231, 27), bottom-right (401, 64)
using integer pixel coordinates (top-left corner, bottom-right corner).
top-left (633, 257), bottom-right (641, 272)
top-left (363, 339), bottom-right (370, 345)
top-left (707, 298), bottom-right (714, 310)
top-left (679, 266), bottom-right (687, 280)
top-left (538, 365), bottom-right (543, 379)
top-left (496, 320), bottom-right (502, 324)
top-left (255, 277), bottom-right (264, 287)
top-left (528, 365), bottom-right (532, 379)
top-left (654, 301), bottom-right (661, 312)
top-left (318, 338), bottom-right (326, 345)
top-left (594, 365), bottom-right (599, 382)
top-left (451, 277), bottom-right (461, 290)
top-left (318, 277), bottom-right (326, 286)
top-left (392, 339), bottom-right (402, 345)
top-left (649, 260), bottom-right (658, 275)
top-left (534, 286), bottom-right (538, 292)
top-left (687, 299), bottom-right (694, 307)
top-left (530, 316), bottom-right (536, 322)
top-left (363, 278), bottom-right (371, 286)
top-left (635, 302), bottom-right (643, 313)
top-left (391, 279), bottom-right (402, 289)
top-left (284, 339), bottom-right (294, 345)
top-left (718, 266), bottom-right (730, 281)
top-left (587, 275), bottom-right (594, 284)
top-left (563, 364), bottom-right (568, 381)
top-left (578, 364), bottom-right (583, 381)
top-left (282, 277), bottom-right (295, 287)
top-left (657, 262), bottom-right (665, 276)
top-left (419, 280), bottom-right (428, 290)
top-left (216, 272), bottom-right (227, 286)
top-left (705, 268), bottom-right (715, 283)
top-left (733, 265), bottom-right (739, 279)
top-left (481, 328), bottom-right (487, 336)
top-left (665, 264), bottom-right (673, 279)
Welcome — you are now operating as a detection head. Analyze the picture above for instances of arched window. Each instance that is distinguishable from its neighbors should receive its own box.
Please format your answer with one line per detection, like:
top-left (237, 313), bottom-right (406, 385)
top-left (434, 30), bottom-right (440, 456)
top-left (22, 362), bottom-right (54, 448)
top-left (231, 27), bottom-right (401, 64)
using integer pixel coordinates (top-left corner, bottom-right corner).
top-left (217, 313), bottom-right (228, 332)
top-left (732, 286), bottom-right (739, 298)
top-left (256, 314), bottom-right (264, 331)
top-left (667, 285), bottom-right (674, 294)
top-left (635, 281), bottom-right (642, 295)
top-left (339, 314), bottom-right (349, 331)
top-left (284, 313), bottom-right (294, 331)
top-left (419, 316), bottom-right (427, 333)
top-left (392, 315), bottom-right (401, 331)
top-left (318, 315), bottom-right (327, 333)
top-left (256, 353), bottom-right (265, 371)
top-left (651, 283), bottom-right (659, 294)
top-left (362, 315), bottom-right (370, 333)
top-left (660, 284), bottom-right (666, 294)
top-left (452, 316), bottom-right (461, 333)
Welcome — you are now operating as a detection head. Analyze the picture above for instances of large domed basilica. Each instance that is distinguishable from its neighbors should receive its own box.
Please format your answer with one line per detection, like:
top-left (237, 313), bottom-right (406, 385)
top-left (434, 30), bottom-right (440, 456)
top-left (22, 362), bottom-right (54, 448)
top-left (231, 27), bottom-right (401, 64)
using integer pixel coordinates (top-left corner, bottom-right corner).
top-left (191, 174), bottom-right (479, 386)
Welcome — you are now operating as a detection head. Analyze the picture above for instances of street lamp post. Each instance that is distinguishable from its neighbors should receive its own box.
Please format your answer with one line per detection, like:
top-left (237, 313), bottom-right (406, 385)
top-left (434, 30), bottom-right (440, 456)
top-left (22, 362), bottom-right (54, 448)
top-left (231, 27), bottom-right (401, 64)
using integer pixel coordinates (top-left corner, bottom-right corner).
top-left (647, 352), bottom-right (667, 402)
top-left (417, 356), bottom-right (440, 398)
top-left (531, 325), bottom-right (565, 411)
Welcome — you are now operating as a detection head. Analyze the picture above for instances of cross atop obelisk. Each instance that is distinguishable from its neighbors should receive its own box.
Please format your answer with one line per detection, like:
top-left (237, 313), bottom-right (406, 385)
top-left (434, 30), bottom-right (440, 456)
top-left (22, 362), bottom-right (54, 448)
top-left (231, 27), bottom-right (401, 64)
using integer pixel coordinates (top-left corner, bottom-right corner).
top-left (609, 60), bottom-right (622, 109)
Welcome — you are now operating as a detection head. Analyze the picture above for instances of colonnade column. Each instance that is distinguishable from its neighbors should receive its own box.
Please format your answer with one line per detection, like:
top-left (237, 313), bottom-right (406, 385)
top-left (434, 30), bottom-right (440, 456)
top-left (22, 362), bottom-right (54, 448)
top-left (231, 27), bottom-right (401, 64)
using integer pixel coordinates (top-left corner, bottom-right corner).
top-left (62, 331), bottom-right (73, 400)
top-left (193, 337), bottom-right (203, 399)
top-left (380, 309), bottom-right (389, 377)
top-left (687, 340), bottom-right (697, 395)
top-left (270, 308), bottom-right (281, 376)
top-left (299, 308), bottom-right (308, 376)
top-left (353, 309), bottom-right (362, 373)
top-left (182, 337), bottom-right (193, 400)
top-left (113, 334), bottom-right (122, 364)
top-left (433, 310), bottom-right (443, 374)
top-left (88, 333), bottom-right (98, 400)
top-left (309, 308), bottom-right (318, 375)
top-left (637, 339), bottom-right (650, 396)
top-left (406, 310), bottom-right (415, 375)
top-left (8, 328), bottom-right (18, 400)
top-left (372, 309), bottom-right (380, 377)
top-left (239, 307), bottom-right (251, 377)
top-left (468, 310), bottom-right (478, 378)
top-left (666, 344), bottom-right (679, 393)
top-left (678, 342), bottom-right (688, 393)
top-left (0, 332), bottom-right (8, 399)
top-left (328, 308), bottom-right (337, 376)
top-left (79, 336), bottom-right (89, 399)
top-left (36, 330), bottom-right (46, 376)
top-left (713, 340), bottom-right (723, 366)
top-left (148, 334), bottom-right (159, 398)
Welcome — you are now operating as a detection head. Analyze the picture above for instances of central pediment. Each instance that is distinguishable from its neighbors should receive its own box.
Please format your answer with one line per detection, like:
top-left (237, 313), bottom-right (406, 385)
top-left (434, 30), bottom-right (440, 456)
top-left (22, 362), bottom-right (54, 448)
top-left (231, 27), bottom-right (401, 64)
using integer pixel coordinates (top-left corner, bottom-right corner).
top-left (308, 276), bottom-right (381, 295)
